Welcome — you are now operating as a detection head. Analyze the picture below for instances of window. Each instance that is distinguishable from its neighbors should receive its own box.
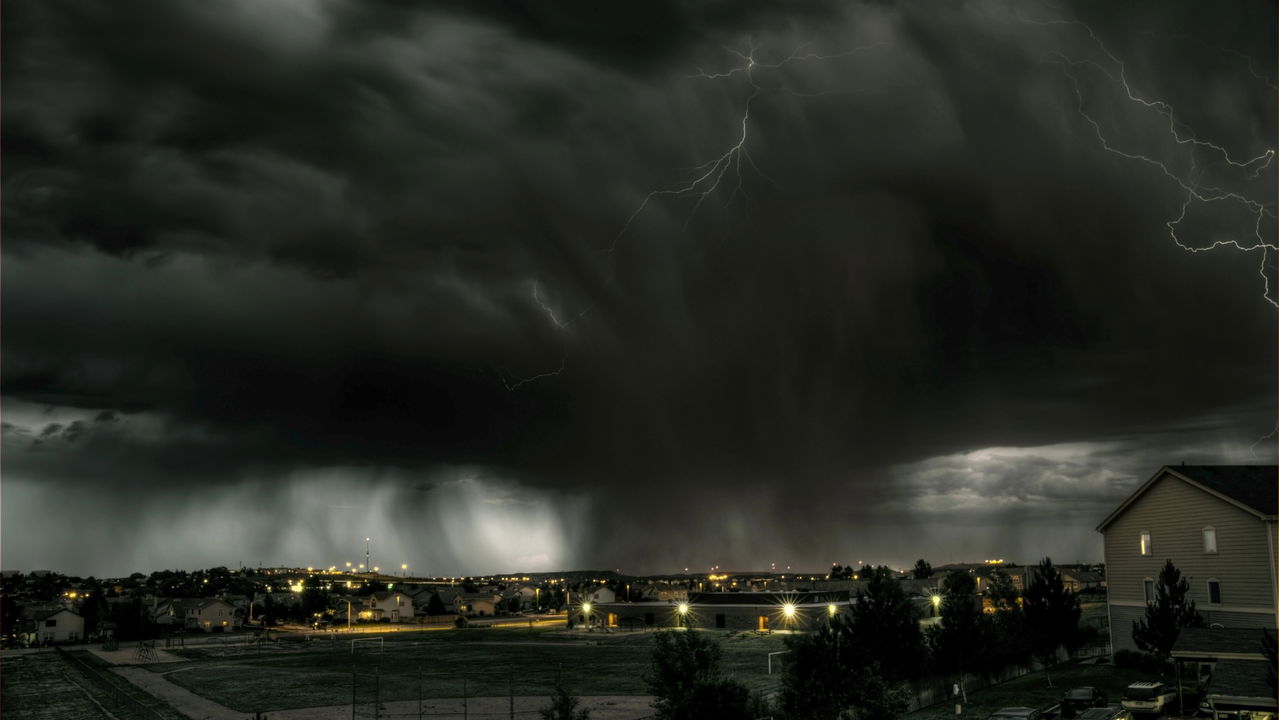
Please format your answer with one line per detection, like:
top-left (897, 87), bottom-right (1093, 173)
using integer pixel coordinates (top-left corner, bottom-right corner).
top-left (1203, 527), bottom-right (1217, 553)
top-left (1207, 580), bottom-right (1221, 605)
top-left (1144, 579), bottom-right (1155, 604)
top-left (1140, 532), bottom-right (1152, 555)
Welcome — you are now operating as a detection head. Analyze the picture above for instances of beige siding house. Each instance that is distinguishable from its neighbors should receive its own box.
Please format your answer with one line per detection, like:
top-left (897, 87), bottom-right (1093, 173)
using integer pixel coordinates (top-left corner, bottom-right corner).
top-left (1097, 465), bottom-right (1277, 654)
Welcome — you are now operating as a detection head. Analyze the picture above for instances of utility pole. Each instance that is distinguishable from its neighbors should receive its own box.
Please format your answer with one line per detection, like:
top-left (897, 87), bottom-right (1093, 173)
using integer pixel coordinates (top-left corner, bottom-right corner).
top-left (365, 538), bottom-right (371, 575)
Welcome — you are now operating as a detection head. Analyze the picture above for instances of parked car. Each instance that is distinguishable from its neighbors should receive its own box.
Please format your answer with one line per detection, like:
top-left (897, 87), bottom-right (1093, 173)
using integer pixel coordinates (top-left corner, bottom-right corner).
top-left (1121, 681), bottom-right (1176, 716)
top-left (1061, 687), bottom-right (1109, 717)
top-left (988, 708), bottom-right (1043, 720)
top-left (1076, 708), bottom-right (1134, 720)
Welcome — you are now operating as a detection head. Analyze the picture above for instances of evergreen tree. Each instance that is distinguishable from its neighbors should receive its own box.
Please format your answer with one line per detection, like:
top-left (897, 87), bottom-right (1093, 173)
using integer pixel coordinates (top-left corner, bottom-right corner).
top-left (985, 570), bottom-right (1031, 669)
top-left (926, 571), bottom-right (985, 697)
top-left (850, 566), bottom-right (924, 682)
top-left (1023, 557), bottom-right (1081, 687)
top-left (647, 631), bottom-right (752, 720)
top-left (1132, 559), bottom-right (1204, 661)
top-left (912, 559), bottom-right (933, 579)
top-left (426, 592), bottom-right (447, 616)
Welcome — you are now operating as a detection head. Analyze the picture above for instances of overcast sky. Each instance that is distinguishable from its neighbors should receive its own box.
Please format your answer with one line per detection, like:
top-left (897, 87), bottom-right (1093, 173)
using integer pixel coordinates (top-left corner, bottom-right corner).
top-left (3, 0), bottom-right (1275, 578)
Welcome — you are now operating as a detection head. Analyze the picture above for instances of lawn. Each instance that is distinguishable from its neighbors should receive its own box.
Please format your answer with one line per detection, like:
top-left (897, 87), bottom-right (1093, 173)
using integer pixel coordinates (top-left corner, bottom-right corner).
top-left (156, 626), bottom-right (793, 713)
top-left (906, 662), bottom-right (1162, 719)
top-left (1, 652), bottom-right (111, 720)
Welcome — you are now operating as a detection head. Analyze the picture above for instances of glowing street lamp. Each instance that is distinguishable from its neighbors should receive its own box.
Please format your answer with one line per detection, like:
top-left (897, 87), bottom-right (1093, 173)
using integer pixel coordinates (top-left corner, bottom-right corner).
top-left (782, 603), bottom-right (796, 619)
top-left (931, 595), bottom-right (942, 617)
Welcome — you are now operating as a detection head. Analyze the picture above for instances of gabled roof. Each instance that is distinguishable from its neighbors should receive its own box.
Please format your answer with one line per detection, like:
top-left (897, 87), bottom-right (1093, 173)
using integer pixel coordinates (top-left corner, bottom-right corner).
top-left (1097, 465), bottom-right (1278, 532)
top-left (1206, 660), bottom-right (1276, 704)
top-left (1170, 627), bottom-right (1270, 660)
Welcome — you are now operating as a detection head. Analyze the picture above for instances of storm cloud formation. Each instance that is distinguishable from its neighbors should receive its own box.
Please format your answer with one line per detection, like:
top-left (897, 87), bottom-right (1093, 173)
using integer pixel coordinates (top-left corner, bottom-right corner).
top-left (3, 0), bottom-right (1275, 576)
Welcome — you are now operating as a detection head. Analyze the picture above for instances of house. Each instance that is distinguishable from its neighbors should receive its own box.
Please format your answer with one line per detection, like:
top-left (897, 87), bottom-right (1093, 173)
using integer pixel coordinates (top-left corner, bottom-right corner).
top-left (23, 608), bottom-right (84, 645)
top-left (1170, 627), bottom-right (1276, 719)
top-left (1061, 569), bottom-right (1103, 593)
top-left (362, 591), bottom-right (415, 622)
top-left (1097, 465), bottom-right (1278, 654)
top-left (578, 586), bottom-right (616, 605)
top-left (153, 598), bottom-right (239, 632)
top-left (455, 593), bottom-right (499, 617)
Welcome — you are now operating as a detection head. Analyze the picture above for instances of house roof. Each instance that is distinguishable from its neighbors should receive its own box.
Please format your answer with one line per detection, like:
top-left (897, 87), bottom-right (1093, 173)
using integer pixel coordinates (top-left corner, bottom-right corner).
top-left (688, 591), bottom-right (850, 605)
top-left (1097, 465), bottom-right (1278, 532)
top-left (1170, 627), bottom-right (1270, 660)
top-left (1206, 660), bottom-right (1276, 703)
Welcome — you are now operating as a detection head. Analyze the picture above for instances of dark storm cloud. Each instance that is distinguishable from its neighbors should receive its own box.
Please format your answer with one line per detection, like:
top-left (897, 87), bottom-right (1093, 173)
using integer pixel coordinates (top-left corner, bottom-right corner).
top-left (2, 0), bottom-right (1274, 574)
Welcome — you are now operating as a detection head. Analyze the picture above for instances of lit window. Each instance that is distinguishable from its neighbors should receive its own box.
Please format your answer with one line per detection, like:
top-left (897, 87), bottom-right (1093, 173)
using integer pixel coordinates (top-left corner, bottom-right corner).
top-left (1143, 579), bottom-right (1155, 604)
top-left (1203, 527), bottom-right (1217, 554)
top-left (1139, 532), bottom-right (1151, 556)
top-left (1207, 580), bottom-right (1221, 605)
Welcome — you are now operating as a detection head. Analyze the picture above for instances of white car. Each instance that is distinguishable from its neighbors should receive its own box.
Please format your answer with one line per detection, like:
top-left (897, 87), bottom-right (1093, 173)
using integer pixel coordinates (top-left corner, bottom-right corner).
top-left (1121, 681), bottom-right (1176, 716)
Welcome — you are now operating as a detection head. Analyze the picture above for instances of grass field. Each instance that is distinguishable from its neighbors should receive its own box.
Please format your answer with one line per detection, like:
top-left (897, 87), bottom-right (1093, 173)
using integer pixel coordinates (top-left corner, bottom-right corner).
top-left (155, 626), bottom-right (793, 713)
top-left (906, 662), bottom-right (1160, 719)
top-left (1, 653), bottom-right (111, 720)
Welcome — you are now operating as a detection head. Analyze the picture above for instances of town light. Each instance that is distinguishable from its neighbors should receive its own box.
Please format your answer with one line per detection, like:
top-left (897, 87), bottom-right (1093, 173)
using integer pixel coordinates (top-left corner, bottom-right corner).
top-left (677, 602), bottom-right (689, 615)
top-left (828, 603), bottom-right (837, 617)
top-left (582, 602), bottom-right (592, 615)
top-left (782, 603), bottom-right (796, 618)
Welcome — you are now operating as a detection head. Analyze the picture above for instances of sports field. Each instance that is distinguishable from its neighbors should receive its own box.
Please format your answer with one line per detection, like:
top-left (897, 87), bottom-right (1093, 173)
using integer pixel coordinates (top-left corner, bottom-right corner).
top-left (146, 626), bottom-right (792, 715)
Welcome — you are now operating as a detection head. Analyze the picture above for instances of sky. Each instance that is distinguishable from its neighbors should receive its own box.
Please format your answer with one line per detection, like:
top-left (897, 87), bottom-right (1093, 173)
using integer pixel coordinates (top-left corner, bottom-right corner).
top-left (2, 0), bottom-right (1276, 578)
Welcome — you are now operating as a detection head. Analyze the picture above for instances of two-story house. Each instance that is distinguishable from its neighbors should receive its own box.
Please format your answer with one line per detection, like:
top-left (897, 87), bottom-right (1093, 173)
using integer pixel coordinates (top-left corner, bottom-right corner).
top-left (1097, 465), bottom-right (1277, 654)
top-left (363, 591), bottom-right (415, 622)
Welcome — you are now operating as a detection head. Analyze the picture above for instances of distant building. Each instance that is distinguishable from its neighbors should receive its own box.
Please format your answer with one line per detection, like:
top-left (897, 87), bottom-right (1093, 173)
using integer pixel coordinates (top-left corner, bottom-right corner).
top-left (22, 608), bottom-right (84, 645)
top-left (455, 593), bottom-right (500, 617)
top-left (362, 591), bottom-right (415, 622)
top-left (153, 598), bottom-right (238, 632)
top-left (589, 591), bottom-right (852, 632)
top-left (1097, 465), bottom-right (1277, 654)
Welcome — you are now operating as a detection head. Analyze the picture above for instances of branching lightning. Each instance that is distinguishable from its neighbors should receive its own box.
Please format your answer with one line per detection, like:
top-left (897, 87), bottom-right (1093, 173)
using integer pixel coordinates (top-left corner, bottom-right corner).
top-left (501, 281), bottom-right (587, 391)
top-left (610, 39), bottom-right (889, 253)
top-left (509, 38), bottom-right (887, 390)
top-left (1021, 13), bottom-right (1278, 307)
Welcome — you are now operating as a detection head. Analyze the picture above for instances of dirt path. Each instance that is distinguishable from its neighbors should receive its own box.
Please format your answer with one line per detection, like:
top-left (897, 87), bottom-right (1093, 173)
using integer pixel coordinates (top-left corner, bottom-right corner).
top-left (269, 694), bottom-right (654, 719)
top-left (111, 666), bottom-right (243, 720)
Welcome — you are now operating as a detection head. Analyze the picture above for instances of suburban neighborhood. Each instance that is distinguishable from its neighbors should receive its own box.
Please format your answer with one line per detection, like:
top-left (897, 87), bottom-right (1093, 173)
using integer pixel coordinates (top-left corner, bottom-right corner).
top-left (2, 464), bottom-right (1274, 719)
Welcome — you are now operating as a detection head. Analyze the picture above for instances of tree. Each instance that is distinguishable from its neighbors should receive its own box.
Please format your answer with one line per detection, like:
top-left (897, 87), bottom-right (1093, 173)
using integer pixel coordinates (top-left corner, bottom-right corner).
top-left (1023, 558), bottom-right (1081, 686)
top-left (912, 559), bottom-right (933, 579)
top-left (984, 570), bottom-right (1031, 670)
top-left (1132, 559), bottom-right (1204, 662)
top-left (850, 566), bottom-right (925, 682)
top-left (780, 616), bottom-right (859, 719)
top-left (426, 592), bottom-right (447, 616)
top-left (539, 683), bottom-right (592, 720)
top-left (926, 571), bottom-right (984, 697)
top-left (780, 570), bottom-right (920, 720)
top-left (647, 630), bottom-right (752, 720)
top-left (848, 664), bottom-right (912, 720)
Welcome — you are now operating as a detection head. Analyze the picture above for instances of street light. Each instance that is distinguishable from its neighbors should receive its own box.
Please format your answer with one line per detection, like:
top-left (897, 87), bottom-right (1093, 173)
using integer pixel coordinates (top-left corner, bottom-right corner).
top-left (931, 595), bottom-right (942, 617)
top-left (782, 603), bottom-right (796, 619)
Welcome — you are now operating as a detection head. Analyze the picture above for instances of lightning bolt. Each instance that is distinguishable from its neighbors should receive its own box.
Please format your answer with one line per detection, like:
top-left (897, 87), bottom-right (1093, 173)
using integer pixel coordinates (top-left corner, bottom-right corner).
top-left (1250, 422), bottom-right (1278, 461)
top-left (501, 281), bottom-right (588, 391)
top-left (1020, 13), bottom-right (1278, 307)
top-left (610, 39), bottom-right (889, 253)
top-left (509, 38), bottom-right (888, 390)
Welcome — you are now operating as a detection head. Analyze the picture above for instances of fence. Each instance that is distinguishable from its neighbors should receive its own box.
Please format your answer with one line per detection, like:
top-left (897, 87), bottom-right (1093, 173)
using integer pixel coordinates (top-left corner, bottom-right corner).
top-left (54, 648), bottom-right (186, 720)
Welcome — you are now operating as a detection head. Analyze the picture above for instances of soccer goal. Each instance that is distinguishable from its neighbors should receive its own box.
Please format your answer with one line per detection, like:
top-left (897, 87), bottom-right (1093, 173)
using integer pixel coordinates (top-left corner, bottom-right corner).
top-left (350, 637), bottom-right (384, 655)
